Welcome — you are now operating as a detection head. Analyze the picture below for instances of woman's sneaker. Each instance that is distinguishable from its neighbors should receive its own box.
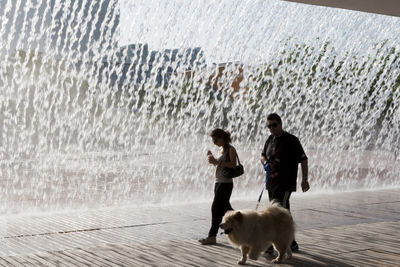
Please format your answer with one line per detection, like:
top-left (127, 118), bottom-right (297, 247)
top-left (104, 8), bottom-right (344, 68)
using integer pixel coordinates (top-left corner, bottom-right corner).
top-left (198, 236), bottom-right (216, 245)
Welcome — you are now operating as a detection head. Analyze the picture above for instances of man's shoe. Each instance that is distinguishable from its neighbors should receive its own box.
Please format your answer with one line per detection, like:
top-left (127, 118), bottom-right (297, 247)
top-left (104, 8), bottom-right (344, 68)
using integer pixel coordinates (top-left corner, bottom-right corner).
top-left (291, 240), bottom-right (299, 252)
top-left (198, 236), bottom-right (216, 245)
top-left (265, 245), bottom-right (274, 254)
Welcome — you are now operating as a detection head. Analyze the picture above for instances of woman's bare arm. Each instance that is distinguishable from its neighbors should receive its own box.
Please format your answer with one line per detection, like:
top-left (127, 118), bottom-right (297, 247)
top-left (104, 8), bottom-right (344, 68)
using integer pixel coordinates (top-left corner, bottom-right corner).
top-left (219, 147), bottom-right (237, 168)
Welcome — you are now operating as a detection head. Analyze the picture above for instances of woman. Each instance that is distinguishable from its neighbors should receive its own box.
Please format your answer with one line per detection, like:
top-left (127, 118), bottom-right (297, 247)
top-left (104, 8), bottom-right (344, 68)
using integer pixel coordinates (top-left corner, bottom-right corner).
top-left (199, 128), bottom-right (238, 245)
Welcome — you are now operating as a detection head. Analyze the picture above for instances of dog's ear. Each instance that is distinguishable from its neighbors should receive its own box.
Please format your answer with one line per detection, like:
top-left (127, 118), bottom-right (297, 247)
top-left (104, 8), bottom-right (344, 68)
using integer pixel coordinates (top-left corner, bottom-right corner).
top-left (234, 211), bottom-right (243, 222)
top-left (224, 210), bottom-right (234, 217)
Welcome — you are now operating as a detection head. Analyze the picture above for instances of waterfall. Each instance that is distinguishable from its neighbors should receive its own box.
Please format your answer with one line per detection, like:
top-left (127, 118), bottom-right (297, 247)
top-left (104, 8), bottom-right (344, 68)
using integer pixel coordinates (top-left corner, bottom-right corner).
top-left (0, 0), bottom-right (399, 214)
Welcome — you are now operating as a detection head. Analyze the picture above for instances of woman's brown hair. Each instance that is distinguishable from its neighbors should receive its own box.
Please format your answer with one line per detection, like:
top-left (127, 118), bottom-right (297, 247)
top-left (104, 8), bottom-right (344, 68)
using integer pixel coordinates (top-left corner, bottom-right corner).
top-left (210, 128), bottom-right (232, 144)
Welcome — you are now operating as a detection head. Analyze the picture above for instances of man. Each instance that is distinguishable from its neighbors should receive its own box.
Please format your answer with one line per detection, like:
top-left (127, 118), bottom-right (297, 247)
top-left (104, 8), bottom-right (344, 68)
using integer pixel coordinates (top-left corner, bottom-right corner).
top-left (261, 113), bottom-right (310, 252)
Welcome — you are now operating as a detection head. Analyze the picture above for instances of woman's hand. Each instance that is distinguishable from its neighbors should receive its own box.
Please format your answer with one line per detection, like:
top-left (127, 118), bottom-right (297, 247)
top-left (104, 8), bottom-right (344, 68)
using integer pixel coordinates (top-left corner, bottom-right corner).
top-left (207, 155), bottom-right (218, 165)
top-left (207, 151), bottom-right (218, 165)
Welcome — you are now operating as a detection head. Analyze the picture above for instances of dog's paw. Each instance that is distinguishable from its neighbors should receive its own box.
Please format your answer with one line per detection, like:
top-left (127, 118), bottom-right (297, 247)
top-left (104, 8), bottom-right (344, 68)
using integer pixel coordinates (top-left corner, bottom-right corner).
top-left (237, 259), bottom-right (247, 265)
top-left (249, 255), bottom-right (259, 260)
top-left (286, 250), bottom-right (292, 259)
top-left (248, 251), bottom-right (260, 260)
top-left (271, 258), bottom-right (282, 264)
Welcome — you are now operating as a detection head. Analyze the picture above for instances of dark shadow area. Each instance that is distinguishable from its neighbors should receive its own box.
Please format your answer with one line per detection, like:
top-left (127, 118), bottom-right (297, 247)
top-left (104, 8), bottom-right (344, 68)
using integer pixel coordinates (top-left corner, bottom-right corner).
top-left (212, 242), bottom-right (354, 266)
top-left (262, 250), bottom-right (354, 267)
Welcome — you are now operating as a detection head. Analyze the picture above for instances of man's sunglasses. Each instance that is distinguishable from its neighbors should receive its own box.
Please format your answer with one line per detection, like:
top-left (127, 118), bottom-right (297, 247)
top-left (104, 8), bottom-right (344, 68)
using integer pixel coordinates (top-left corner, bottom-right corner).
top-left (267, 123), bottom-right (279, 129)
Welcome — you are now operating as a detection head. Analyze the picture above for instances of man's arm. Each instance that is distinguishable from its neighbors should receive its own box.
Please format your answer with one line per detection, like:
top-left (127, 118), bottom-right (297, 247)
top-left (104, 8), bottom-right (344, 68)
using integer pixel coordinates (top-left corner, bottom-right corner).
top-left (300, 159), bottom-right (310, 192)
top-left (261, 141), bottom-right (268, 165)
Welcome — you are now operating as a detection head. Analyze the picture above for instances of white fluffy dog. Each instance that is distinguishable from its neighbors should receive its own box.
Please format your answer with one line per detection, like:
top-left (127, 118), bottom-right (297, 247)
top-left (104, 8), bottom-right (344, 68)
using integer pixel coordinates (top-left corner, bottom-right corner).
top-left (220, 202), bottom-right (294, 264)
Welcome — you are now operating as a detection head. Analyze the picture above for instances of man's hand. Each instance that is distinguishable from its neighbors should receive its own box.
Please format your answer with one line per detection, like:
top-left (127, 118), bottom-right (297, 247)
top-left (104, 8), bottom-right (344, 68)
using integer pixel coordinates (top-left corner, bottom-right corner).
top-left (260, 156), bottom-right (267, 165)
top-left (301, 181), bottom-right (310, 192)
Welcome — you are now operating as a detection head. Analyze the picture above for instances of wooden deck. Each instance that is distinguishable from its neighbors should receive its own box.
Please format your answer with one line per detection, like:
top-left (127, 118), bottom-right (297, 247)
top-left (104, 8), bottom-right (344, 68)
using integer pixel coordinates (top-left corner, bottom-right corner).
top-left (1, 221), bottom-right (399, 266)
top-left (0, 189), bottom-right (399, 266)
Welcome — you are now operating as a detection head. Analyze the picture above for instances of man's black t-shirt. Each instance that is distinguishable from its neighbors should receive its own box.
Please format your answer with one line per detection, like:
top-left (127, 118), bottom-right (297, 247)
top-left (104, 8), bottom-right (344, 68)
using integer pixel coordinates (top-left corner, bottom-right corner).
top-left (261, 131), bottom-right (307, 192)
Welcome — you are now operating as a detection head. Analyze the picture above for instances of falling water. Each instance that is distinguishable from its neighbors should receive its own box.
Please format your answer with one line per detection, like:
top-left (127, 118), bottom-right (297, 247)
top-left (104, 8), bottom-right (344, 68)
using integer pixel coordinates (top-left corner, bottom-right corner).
top-left (0, 0), bottom-right (399, 214)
